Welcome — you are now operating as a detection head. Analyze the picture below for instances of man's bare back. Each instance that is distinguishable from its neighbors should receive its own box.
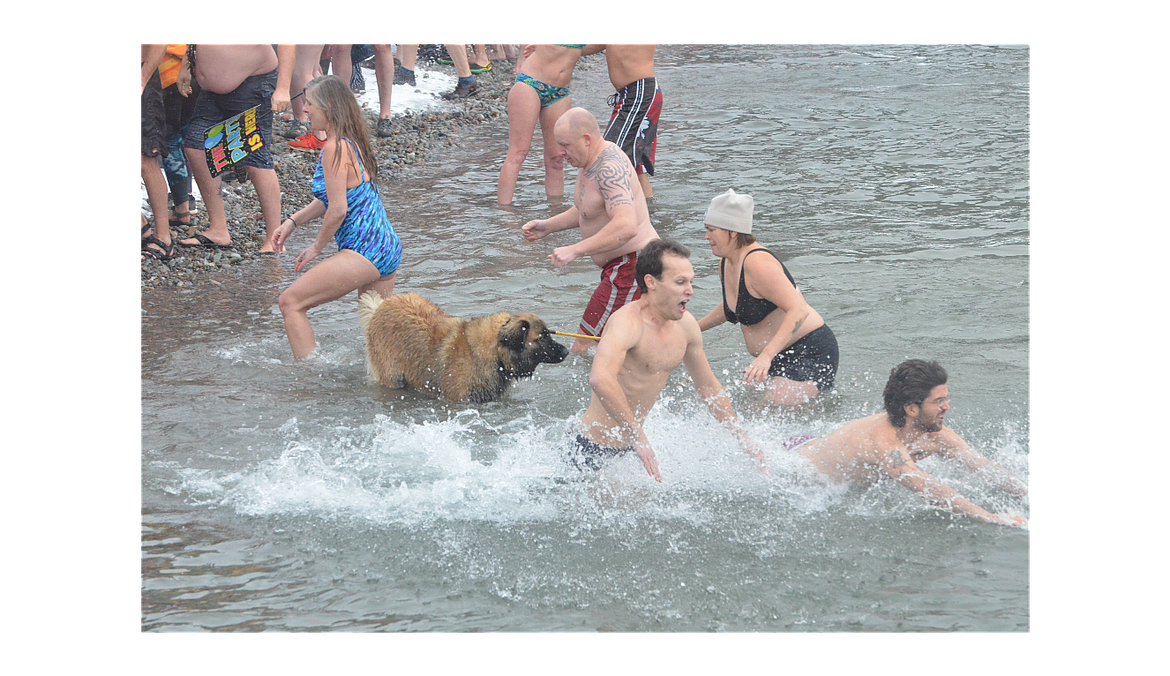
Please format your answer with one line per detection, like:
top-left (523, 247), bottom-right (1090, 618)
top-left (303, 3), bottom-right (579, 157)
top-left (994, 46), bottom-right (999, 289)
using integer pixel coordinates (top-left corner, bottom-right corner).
top-left (796, 413), bottom-right (954, 482)
top-left (791, 369), bottom-right (1027, 527)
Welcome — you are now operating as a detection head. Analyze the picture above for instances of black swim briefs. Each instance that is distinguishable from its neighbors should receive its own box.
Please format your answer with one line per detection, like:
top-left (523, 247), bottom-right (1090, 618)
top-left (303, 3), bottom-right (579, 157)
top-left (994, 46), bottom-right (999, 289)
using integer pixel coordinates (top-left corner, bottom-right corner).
top-left (566, 434), bottom-right (632, 472)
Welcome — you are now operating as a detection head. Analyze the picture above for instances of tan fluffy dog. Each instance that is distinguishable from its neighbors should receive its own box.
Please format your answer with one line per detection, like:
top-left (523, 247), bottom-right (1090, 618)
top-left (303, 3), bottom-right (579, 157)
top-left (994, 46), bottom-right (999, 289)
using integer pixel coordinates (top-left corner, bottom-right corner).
top-left (358, 291), bottom-right (570, 403)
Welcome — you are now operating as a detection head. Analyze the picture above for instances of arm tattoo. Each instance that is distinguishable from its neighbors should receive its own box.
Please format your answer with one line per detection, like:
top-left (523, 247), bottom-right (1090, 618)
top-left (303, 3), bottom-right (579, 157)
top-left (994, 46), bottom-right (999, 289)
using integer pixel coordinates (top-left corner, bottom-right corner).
top-left (586, 146), bottom-right (634, 210)
top-left (790, 319), bottom-right (803, 336)
top-left (887, 448), bottom-right (909, 471)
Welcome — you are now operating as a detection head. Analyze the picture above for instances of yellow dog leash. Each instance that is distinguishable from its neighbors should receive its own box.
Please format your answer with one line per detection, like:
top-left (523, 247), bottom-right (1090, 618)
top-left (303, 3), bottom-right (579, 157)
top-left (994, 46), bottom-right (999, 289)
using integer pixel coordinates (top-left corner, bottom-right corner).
top-left (550, 330), bottom-right (600, 340)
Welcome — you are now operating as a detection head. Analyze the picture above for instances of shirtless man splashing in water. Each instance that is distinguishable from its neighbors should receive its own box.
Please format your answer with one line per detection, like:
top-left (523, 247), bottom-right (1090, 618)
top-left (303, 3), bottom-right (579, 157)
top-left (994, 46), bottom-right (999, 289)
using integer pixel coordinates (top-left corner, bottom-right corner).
top-left (794, 359), bottom-right (1028, 527)
top-left (568, 238), bottom-right (766, 480)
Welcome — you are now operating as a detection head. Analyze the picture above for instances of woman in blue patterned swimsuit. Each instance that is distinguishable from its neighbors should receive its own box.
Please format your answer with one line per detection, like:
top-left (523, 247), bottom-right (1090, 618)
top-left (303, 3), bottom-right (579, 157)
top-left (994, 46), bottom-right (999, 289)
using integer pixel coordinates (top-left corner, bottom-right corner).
top-left (497, 44), bottom-right (583, 205)
top-left (272, 75), bottom-right (402, 359)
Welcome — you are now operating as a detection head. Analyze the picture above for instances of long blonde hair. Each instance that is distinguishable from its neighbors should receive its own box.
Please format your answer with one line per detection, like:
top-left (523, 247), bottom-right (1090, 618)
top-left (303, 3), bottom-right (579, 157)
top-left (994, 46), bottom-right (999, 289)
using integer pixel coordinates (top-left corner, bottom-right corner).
top-left (304, 75), bottom-right (378, 181)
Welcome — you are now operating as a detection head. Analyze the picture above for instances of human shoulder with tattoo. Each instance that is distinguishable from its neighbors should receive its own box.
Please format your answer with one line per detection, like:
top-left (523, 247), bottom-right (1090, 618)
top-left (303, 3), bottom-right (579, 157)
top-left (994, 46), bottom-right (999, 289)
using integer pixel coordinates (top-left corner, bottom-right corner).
top-left (521, 107), bottom-right (659, 353)
top-left (791, 360), bottom-right (1028, 528)
top-left (583, 144), bottom-right (635, 210)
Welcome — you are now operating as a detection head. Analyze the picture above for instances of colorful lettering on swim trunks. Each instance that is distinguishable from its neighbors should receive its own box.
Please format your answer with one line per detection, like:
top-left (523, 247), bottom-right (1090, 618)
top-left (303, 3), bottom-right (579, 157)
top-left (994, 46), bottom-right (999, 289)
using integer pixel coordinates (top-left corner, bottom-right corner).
top-left (203, 105), bottom-right (265, 177)
top-left (243, 107), bottom-right (263, 153)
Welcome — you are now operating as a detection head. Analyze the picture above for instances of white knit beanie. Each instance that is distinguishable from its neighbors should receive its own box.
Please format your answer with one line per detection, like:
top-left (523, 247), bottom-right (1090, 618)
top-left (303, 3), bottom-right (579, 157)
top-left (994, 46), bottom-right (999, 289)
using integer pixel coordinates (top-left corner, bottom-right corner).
top-left (703, 188), bottom-right (754, 234)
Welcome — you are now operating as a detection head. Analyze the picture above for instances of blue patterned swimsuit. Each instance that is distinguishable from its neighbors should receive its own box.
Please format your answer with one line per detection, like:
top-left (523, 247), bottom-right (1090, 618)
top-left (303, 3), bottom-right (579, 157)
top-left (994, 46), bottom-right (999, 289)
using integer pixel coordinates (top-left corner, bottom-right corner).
top-left (311, 138), bottom-right (402, 277)
top-left (515, 73), bottom-right (571, 108)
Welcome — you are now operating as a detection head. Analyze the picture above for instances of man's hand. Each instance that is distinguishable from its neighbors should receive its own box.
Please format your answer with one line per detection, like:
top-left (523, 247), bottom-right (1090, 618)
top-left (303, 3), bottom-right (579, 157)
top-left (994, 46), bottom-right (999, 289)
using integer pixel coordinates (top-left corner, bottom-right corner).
top-left (177, 69), bottom-right (193, 97)
top-left (549, 246), bottom-right (579, 268)
top-left (744, 438), bottom-right (770, 476)
top-left (521, 219), bottom-right (550, 242)
top-left (271, 86), bottom-right (291, 113)
top-left (991, 513), bottom-right (1027, 528)
top-left (635, 439), bottom-right (662, 482)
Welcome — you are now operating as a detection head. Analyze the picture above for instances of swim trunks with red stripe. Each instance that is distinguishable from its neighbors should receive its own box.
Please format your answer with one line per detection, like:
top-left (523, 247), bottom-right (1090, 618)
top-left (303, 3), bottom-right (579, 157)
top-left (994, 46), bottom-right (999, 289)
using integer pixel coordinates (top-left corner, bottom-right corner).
top-left (579, 252), bottom-right (641, 337)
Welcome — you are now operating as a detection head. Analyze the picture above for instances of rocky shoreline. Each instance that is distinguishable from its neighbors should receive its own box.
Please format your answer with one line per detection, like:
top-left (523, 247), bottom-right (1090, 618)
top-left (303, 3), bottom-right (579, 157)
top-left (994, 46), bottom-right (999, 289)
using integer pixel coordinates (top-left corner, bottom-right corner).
top-left (141, 56), bottom-right (543, 292)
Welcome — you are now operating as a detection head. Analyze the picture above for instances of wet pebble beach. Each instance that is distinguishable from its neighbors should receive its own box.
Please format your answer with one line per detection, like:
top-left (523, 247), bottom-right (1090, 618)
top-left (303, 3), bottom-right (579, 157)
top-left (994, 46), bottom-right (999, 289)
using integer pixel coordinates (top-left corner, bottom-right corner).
top-left (141, 57), bottom-right (530, 291)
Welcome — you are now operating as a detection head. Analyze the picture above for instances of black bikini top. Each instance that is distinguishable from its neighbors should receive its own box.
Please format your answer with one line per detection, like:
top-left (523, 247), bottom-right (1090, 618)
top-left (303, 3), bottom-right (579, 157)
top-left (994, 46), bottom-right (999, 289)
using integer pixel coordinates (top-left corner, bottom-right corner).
top-left (720, 248), bottom-right (796, 326)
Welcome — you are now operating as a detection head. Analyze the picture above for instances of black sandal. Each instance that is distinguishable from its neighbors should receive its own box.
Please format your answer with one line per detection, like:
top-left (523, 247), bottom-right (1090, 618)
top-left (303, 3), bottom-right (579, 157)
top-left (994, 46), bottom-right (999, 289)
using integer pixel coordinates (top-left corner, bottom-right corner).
top-left (141, 235), bottom-right (176, 261)
top-left (178, 233), bottom-right (231, 249)
top-left (168, 212), bottom-right (193, 228)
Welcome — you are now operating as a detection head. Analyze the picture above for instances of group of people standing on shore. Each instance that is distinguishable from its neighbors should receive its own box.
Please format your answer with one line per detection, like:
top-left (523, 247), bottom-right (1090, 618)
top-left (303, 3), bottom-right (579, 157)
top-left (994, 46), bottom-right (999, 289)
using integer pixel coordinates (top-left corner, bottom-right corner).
top-left (140, 43), bottom-right (402, 360)
top-left (141, 44), bottom-right (292, 262)
top-left (140, 44), bottom-right (1026, 527)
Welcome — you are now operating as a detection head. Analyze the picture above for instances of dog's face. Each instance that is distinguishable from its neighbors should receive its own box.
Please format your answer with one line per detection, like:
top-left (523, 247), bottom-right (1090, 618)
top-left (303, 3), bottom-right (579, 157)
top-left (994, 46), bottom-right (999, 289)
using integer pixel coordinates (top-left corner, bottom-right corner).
top-left (497, 313), bottom-right (570, 378)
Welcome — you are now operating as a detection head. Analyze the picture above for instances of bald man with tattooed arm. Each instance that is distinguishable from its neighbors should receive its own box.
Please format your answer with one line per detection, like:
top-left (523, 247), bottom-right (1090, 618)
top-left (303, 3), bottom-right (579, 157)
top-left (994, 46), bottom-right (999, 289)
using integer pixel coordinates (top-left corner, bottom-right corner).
top-left (522, 107), bottom-right (660, 353)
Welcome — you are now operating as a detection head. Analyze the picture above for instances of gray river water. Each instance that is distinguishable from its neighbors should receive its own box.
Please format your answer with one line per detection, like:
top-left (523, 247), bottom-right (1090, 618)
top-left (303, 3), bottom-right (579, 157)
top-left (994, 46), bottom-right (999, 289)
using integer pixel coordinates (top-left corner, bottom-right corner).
top-left (141, 44), bottom-right (1029, 632)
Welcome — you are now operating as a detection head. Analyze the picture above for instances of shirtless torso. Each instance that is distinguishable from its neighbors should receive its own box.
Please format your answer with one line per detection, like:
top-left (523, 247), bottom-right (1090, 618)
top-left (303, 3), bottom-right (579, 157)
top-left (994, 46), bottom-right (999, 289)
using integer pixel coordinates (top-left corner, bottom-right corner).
top-left (601, 44), bottom-right (656, 89)
top-left (578, 248), bottom-right (766, 481)
top-left (520, 44), bottom-right (583, 88)
top-left (579, 300), bottom-right (690, 446)
top-left (795, 402), bottom-right (1028, 527)
top-left (193, 44), bottom-right (279, 94)
top-left (797, 413), bottom-right (948, 482)
top-left (573, 140), bottom-right (658, 266)
top-left (521, 108), bottom-right (662, 352)
top-left (522, 109), bottom-right (658, 268)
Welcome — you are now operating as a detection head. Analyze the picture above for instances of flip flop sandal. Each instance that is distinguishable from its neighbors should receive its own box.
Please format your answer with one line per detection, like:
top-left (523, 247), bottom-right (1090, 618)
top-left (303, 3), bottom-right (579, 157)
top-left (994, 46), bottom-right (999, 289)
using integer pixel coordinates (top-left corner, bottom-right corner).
top-left (179, 233), bottom-right (231, 249)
